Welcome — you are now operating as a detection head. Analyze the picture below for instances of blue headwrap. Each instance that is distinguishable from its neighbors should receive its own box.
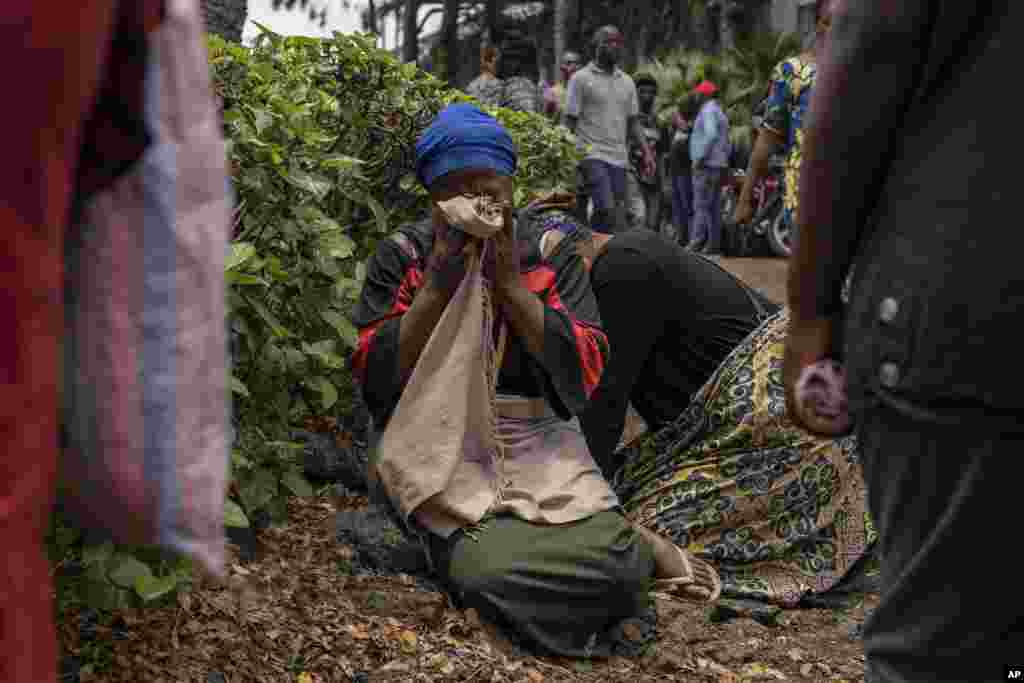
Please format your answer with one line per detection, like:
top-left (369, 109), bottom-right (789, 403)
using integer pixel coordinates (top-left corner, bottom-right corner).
top-left (415, 103), bottom-right (517, 189)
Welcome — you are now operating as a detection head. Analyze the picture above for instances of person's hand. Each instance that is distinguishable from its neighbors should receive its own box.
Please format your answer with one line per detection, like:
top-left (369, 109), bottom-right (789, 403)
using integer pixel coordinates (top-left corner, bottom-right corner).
top-left (488, 175), bottom-right (520, 292)
top-left (734, 193), bottom-right (755, 225)
top-left (426, 211), bottom-right (474, 295)
top-left (641, 145), bottom-right (657, 179)
top-left (783, 315), bottom-right (849, 435)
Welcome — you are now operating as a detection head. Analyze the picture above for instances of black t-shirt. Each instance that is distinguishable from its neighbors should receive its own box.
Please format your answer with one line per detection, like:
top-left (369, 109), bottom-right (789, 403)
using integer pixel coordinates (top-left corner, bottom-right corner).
top-left (580, 229), bottom-right (777, 472)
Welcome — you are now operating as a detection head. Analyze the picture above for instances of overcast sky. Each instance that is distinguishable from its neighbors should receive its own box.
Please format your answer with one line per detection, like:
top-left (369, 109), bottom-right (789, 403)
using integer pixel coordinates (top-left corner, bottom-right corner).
top-left (243, 0), bottom-right (439, 50)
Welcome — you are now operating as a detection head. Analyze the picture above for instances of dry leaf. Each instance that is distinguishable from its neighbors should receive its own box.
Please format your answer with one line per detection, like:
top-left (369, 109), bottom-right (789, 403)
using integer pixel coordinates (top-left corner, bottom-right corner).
top-left (800, 663), bottom-right (815, 677)
top-left (398, 630), bottom-right (418, 653)
top-left (526, 669), bottom-right (544, 683)
top-left (787, 647), bottom-right (805, 662)
top-left (465, 608), bottom-right (483, 629)
top-left (346, 623), bottom-right (372, 640)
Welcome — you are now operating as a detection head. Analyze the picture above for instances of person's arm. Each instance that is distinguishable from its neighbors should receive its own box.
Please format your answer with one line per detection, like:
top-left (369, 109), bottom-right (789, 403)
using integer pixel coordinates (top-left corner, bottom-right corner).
top-left (350, 231), bottom-right (465, 427)
top-left (789, 0), bottom-right (932, 323)
top-left (784, 0), bottom-right (933, 428)
top-left (512, 223), bottom-right (610, 417)
top-left (580, 246), bottom-right (665, 475)
top-left (563, 73), bottom-right (581, 134)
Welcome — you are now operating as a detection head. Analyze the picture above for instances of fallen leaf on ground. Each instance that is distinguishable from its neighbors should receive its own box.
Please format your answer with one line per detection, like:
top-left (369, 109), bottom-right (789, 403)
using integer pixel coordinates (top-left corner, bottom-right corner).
top-left (398, 629), bottom-right (418, 653)
top-left (346, 623), bottom-right (371, 640)
top-left (787, 647), bottom-right (805, 662)
top-left (526, 669), bottom-right (544, 683)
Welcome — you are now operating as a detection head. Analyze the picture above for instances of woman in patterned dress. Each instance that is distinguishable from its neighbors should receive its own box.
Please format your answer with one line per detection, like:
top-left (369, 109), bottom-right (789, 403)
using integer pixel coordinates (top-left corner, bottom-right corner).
top-left (530, 198), bottom-right (874, 607)
top-left (734, 0), bottom-right (833, 230)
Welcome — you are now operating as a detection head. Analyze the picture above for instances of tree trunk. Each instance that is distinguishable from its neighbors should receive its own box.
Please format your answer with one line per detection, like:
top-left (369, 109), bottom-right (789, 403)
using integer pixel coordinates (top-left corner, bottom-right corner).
top-left (202, 0), bottom-right (247, 43)
top-left (486, 0), bottom-right (502, 45)
top-left (552, 0), bottom-right (567, 82)
top-left (403, 0), bottom-right (420, 63)
top-left (366, 0), bottom-right (379, 36)
top-left (441, 0), bottom-right (460, 85)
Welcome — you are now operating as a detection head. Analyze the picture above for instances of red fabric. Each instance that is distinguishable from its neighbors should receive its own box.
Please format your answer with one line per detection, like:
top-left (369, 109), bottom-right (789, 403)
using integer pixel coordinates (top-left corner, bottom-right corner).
top-left (0, 2), bottom-right (159, 680)
top-left (350, 267), bottom-right (424, 382)
top-left (694, 80), bottom-right (719, 96)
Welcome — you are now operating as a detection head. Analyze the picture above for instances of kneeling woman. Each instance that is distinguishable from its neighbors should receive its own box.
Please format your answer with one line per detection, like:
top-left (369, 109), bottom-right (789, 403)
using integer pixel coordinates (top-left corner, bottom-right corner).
top-left (538, 213), bottom-right (874, 607)
top-left (350, 104), bottom-right (719, 658)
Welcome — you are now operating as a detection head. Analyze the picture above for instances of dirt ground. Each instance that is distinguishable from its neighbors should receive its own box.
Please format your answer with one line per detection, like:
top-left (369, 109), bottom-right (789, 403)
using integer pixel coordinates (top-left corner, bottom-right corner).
top-left (59, 495), bottom-right (875, 683)
top-left (716, 256), bottom-right (789, 305)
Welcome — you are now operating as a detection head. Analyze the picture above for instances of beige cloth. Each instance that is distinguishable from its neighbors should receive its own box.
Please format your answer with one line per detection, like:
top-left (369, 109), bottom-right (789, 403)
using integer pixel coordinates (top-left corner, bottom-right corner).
top-left (375, 216), bottom-right (617, 539)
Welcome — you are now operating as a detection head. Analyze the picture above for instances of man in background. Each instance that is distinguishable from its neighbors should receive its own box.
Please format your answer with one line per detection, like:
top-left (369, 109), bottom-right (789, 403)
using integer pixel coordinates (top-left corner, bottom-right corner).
top-left (564, 26), bottom-right (654, 234)
top-left (686, 80), bottom-right (730, 255)
top-left (784, 1), bottom-right (1024, 681)
top-left (626, 74), bottom-right (669, 232)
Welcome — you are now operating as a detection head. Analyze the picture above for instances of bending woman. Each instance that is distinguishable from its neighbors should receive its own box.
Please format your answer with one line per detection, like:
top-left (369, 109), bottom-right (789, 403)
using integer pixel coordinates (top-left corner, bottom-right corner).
top-left (350, 104), bottom-right (719, 658)
top-left (537, 210), bottom-right (874, 606)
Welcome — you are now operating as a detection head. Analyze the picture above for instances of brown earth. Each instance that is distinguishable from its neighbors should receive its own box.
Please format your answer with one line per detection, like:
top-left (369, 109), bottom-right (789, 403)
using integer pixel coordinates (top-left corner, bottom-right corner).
top-left (60, 495), bottom-right (875, 683)
top-left (716, 256), bottom-right (789, 305)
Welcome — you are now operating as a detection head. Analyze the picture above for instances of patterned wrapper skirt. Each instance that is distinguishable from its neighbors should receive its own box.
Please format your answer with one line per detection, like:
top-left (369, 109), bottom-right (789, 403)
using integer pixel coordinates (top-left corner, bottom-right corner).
top-left (611, 309), bottom-right (876, 607)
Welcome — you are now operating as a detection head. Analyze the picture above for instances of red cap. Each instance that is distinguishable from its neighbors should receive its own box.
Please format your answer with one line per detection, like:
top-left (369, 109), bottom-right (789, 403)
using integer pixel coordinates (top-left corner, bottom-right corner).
top-left (694, 80), bottom-right (718, 96)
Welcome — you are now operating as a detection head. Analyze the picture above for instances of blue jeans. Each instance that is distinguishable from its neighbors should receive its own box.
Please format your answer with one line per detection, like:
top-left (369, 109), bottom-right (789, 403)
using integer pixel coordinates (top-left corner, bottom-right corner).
top-left (670, 172), bottom-right (693, 244)
top-left (690, 167), bottom-right (724, 251)
top-left (578, 159), bottom-right (627, 233)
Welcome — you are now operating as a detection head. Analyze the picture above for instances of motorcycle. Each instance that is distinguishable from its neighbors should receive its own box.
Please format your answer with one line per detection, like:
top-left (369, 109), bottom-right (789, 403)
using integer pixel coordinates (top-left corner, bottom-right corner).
top-left (721, 156), bottom-right (789, 257)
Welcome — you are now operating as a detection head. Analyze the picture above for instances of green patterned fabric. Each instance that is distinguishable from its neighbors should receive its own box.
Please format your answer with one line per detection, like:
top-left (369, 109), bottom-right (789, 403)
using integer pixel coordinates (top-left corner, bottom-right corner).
top-left (612, 309), bottom-right (876, 607)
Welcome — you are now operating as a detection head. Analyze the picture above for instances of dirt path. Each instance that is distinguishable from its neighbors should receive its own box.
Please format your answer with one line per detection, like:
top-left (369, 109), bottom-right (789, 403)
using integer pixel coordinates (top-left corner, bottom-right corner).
top-left (716, 256), bottom-right (789, 304)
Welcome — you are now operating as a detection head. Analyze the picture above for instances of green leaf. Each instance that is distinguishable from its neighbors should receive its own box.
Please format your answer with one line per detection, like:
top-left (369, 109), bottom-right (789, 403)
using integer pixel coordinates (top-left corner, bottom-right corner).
top-left (320, 311), bottom-right (359, 350)
top-left (319, 231), bottom-right (356, 259)
top-left (226, 242), bottom-right (257, 271)
top-left (82, 542), bottom-right (114, 567)
top-left (304, 376), bottom-right (338, 410)
top-left (226, 271), bottom-right (267, 286)
top-left (253, 108), bottom-right (275, 135)
top-left (224, 499), bottom-right (250, 528)
top-left (134, 574), bottom-right (179, 602)
top-left (107, 553), bottom-right (154, 589)
top-left (284, 169), bottom-right (333, 199)
top-left (362, 195), bottom-right (389, 234)
top-left (281, 469), bottom-right (315, 497)
top-left (245, 296), bottom-right (291, 338)
top-left (230, 374), bottom-right (250, 397)
top-left (239, 467), bottom-right (279, 513)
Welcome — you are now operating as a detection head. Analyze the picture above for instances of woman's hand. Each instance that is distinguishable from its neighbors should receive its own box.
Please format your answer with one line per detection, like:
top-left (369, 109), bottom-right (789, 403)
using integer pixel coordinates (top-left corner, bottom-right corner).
top-left (426, 211), bottom-right (474, 296)
top-left (783, 315), bottom-right (849, 435)
top-left (487, 175), bottom-right (521, 294)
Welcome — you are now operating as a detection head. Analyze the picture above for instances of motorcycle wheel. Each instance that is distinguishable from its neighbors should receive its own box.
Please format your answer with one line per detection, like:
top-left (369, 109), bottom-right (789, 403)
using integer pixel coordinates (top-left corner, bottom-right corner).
top-left (767, 207), bottom-right (794, 258)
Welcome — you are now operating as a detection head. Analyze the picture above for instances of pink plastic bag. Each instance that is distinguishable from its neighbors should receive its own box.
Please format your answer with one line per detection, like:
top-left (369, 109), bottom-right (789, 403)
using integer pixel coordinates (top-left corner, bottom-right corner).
top-left (61, 0), bottom-right (230, 578)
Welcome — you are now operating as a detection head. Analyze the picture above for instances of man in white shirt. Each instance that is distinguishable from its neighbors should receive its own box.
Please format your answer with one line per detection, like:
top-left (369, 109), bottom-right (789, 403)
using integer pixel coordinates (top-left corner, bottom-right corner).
top-left (564, 26), bottom-right (654, 234)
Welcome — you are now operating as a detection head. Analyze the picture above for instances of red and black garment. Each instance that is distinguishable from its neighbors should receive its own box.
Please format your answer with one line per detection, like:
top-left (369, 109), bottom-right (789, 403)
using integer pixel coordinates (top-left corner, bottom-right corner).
top-left (350, 212), bottom-right (608, 429)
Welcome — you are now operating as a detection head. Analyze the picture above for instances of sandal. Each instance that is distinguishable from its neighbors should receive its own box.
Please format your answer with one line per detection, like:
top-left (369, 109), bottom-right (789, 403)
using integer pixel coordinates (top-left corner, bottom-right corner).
top-left (651, 544), bottom-right (722, 604)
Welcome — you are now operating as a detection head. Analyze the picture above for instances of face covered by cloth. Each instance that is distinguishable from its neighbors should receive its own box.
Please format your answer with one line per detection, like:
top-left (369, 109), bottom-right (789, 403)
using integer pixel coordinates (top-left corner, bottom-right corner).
top-left (415, 103), bottom-right (518, 272)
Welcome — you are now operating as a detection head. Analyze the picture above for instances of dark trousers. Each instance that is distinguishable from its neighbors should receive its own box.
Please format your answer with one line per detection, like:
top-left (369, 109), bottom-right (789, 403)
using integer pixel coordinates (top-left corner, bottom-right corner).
top-left (690, 167), bottom-right (724, 250)
top-left (578, 159), bottom-right (628, 233)
top-left (671, 171), bottom-right (694, 244)
top-left (856, 402), bottom-right (1024, 682)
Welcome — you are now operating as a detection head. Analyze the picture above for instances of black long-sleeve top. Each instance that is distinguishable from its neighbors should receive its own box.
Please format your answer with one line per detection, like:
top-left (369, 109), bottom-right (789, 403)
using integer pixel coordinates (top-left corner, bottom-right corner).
top-left (580, 229), bottom-right (776, 473)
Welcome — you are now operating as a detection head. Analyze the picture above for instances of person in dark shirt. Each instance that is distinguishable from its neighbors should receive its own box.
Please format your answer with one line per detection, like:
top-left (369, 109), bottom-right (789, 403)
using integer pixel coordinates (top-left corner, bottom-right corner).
top-left (785, 1), bottom-right (1024, 680)
top-left (534, 209), bottom-right (874, 608)
top-left (626, 73), bottom-right (669, 232)
top-left (573, 227), bottom-right (776, 470)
